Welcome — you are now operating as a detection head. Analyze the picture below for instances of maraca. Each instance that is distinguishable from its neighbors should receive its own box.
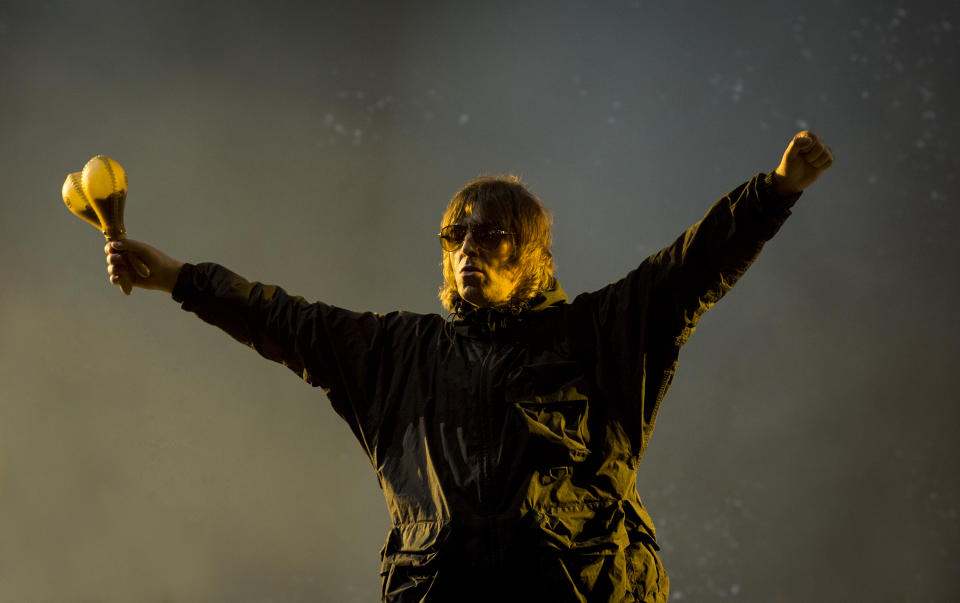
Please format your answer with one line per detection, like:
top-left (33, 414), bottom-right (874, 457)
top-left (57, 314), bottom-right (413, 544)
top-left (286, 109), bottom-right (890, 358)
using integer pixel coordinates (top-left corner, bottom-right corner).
top-left (61, 172), bottom-right (101, 230)
top-left (62, 154), bottom-right (151, 295)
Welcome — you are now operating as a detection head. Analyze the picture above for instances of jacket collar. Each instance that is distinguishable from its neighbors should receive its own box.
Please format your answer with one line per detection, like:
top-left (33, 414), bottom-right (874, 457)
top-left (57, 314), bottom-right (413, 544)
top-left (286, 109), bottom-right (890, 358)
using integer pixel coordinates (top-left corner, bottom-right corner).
top-left (452, 279), bottom-right (567, 336)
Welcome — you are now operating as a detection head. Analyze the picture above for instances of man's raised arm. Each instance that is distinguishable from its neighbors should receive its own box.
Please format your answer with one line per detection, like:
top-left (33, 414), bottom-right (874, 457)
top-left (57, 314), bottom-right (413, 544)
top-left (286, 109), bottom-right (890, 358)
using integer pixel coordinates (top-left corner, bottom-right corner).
top-left (647, 130), bottom-right (834, 347)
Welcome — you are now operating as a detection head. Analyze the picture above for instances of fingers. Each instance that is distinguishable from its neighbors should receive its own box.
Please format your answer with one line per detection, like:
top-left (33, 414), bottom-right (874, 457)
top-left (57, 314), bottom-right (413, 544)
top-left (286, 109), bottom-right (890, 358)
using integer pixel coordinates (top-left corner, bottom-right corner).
top-left (802, 145), bottom-right (825, 164)
top-left (801, 142), bottom-right (834, 169)
top-left (104, 240), bottom-right (126, 254)
top-left (106, 252), bottom-right (128, 271)
top-left (105, 243), bottom-right (133, 293)
top-left (104, 240), bottom-right (153, 277)
top-left (107, 261), bottom-right (132, 286)
top-left (790, 130), bottom-right (834, 170)
top-left (809, 148), bottom-right (834, 168)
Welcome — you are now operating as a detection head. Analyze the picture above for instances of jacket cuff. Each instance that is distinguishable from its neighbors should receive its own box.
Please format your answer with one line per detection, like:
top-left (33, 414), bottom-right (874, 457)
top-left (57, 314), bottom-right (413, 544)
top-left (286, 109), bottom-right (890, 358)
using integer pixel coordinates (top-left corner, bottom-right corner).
top-left (758, 171), bottom-right (802, 214)
top-left (171, 262), bottom-right (198, 305)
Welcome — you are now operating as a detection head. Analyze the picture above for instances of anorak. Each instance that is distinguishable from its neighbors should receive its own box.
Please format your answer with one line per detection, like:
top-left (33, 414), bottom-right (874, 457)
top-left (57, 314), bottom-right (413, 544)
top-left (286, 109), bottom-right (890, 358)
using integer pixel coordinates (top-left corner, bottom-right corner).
top-left (172, 173), bottom-right (799, 602)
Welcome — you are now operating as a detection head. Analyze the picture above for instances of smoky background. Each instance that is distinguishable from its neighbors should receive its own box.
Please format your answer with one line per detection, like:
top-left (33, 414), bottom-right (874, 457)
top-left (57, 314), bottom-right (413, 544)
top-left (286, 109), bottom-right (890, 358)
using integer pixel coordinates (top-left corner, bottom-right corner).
top-left (0, 0), bottom-right (957, 601)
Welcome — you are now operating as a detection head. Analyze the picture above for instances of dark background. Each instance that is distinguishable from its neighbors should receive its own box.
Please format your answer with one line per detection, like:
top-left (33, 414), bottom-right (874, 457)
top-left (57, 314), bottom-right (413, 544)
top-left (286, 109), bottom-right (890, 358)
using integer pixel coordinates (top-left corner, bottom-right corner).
top-left (1, 0), bottom-right (957, 601)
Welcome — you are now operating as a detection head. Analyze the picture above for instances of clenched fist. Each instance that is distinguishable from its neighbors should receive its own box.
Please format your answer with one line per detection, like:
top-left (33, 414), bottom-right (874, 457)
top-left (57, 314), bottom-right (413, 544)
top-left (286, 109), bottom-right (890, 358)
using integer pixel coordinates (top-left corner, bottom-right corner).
top-left (772, 131), bottom-right (834, 196)
top-left (105, 239), bottom-right (185, 295)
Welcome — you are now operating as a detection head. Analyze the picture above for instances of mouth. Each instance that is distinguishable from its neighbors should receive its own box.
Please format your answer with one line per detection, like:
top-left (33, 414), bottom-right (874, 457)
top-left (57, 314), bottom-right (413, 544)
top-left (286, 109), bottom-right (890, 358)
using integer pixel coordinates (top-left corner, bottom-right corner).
top-left (461, 265), bottom-right (484, 277)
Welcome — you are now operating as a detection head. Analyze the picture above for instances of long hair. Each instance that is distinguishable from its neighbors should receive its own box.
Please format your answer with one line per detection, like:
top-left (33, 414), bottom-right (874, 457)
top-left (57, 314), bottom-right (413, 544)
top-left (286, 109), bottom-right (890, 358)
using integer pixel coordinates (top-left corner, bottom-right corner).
top-left (438, 175), bottom-right (554, 314)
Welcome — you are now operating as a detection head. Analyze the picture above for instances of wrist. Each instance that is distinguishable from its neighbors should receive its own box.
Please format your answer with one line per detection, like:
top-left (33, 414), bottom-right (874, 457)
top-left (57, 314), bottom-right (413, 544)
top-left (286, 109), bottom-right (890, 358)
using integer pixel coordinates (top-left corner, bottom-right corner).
top-left (161, 261), bottom-right (185, 294)
top-left (770, 170), bottom-right (801, 196)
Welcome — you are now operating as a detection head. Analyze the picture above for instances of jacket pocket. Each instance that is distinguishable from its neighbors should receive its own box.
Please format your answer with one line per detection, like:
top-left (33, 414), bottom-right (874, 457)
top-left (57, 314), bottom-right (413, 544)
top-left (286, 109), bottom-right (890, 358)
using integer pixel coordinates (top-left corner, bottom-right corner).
top-left (533, 502), bottom-right (669, 602)
top-left (624, 537), bottom-right (670, 602)
top-left (379, 522), bottom-right (448, 602)
top-left (506, 361), bottom-right (591, 462)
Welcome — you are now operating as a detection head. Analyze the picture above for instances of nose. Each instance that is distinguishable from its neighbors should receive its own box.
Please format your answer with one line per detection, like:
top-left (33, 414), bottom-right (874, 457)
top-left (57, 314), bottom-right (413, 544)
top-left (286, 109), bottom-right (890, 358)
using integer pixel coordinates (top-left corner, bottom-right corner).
top-left (460, 229), bottom-right (480, 255)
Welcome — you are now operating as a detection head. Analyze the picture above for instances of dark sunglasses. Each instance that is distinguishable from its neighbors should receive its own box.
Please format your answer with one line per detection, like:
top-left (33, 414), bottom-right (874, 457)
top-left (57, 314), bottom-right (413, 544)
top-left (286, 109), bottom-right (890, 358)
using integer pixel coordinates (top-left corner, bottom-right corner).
top-left (438, 223), bottom-right (515, 252)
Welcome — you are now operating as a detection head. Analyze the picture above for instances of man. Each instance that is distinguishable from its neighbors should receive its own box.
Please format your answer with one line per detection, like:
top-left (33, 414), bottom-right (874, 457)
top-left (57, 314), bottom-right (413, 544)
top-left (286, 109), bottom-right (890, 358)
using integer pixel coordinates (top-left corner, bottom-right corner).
top-left (105, 131), bottom-right (833, 602)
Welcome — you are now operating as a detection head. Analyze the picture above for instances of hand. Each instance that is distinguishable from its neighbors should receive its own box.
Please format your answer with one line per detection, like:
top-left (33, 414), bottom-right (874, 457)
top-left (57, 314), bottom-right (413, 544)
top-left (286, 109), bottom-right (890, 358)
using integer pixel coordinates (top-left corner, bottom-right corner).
top-left (772, 131), bottom-right (834, 196)
top-left (105, 239), bottom-right (185, 295)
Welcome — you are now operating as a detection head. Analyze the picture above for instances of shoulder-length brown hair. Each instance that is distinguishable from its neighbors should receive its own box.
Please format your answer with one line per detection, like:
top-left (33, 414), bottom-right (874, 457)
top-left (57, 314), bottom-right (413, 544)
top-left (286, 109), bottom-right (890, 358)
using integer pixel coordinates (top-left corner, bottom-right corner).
top-left (439, 175), bottom-right (555, 314)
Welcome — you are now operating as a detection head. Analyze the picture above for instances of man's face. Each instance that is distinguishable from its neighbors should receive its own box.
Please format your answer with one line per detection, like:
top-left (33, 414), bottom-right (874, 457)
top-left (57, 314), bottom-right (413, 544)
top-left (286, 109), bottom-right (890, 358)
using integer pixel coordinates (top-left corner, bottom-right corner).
top-left (448, 212), bottom-right (518, 308)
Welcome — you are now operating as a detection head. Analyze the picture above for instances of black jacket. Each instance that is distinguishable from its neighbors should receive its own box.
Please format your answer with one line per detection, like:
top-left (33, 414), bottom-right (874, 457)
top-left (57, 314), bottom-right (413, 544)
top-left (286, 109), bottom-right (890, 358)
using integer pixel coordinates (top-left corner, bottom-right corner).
top-left (171, 173), bottom-right (799, 602)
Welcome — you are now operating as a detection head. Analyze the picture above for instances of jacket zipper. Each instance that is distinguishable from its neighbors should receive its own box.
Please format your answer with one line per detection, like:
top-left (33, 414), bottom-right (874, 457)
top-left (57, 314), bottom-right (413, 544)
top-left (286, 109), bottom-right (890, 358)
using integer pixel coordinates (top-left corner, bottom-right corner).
top-left (475, 331), bottom-right (499, 568)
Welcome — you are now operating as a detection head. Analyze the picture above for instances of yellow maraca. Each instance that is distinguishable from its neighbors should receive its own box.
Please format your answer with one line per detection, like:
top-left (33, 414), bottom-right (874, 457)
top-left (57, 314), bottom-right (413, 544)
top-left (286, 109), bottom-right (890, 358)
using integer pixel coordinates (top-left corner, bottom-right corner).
top-left (62, 154), bottom-right (151, 295)
top-left (61, 171), bottom-right (101, 230)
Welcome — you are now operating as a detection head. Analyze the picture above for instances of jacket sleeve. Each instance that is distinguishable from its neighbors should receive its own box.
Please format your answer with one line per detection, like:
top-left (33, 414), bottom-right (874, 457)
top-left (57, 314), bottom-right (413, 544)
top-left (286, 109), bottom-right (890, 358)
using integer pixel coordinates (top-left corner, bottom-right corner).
top-left (568, 172), bottom-right (799, 444)
top-left (170, 263), bottom-right (386, 450)
top-left (645, 171), bottom-right (799, 348)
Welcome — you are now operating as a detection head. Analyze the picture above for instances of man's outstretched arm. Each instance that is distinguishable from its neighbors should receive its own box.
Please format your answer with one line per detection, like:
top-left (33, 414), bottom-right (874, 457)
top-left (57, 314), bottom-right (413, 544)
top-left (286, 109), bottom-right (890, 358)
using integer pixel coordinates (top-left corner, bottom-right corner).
top-left (103, 240), bottom-right (379, 391)
top-left (103, 240), bottom-right (391, 448)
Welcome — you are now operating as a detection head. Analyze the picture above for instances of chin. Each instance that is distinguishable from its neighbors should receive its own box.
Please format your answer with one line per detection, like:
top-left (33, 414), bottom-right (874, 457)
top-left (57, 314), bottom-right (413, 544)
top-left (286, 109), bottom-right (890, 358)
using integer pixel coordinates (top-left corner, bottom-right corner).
top-left (458, 286), bottom-right (488, 308)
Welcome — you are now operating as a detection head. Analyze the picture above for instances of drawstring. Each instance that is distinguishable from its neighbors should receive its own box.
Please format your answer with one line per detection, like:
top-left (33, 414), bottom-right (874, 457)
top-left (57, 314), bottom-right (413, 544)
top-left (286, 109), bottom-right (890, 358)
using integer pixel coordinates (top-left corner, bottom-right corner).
top-left (440, 312), bottom-right (458, 345)
top-left (438, 288), bottom-right (554, 344)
